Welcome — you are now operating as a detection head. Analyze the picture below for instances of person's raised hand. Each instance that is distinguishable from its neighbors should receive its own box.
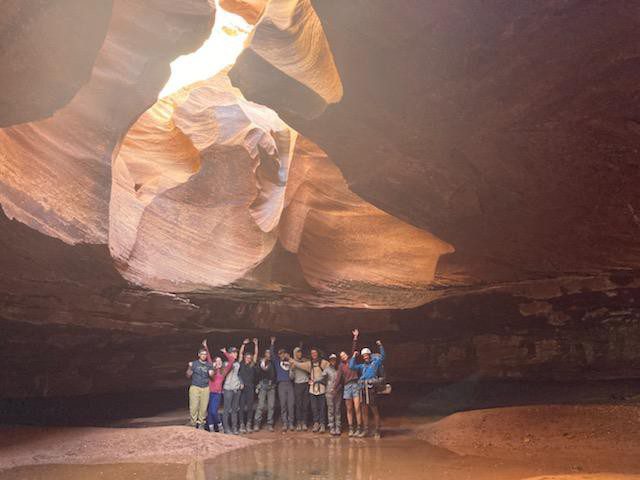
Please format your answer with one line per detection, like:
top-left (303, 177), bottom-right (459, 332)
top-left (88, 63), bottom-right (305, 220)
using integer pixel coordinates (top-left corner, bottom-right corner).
top-left (270, 336), bottom-right (276, 343)
top-left (188, 361), bottom-right (193, 368)
top-left (252, 338), bottom-right (258, 343)
top-left (352, 329), bottom-right (359, 338)
top-left (221, 347), bottom-right (227, 353)
top-left (243, 338), bottom-right (250, 345)
top-left (352, 351), bottom-right (358, 358)
top-left (202, 339), bottom-right (207, 347)
top-left (376, 340), bottom-right (382, 346)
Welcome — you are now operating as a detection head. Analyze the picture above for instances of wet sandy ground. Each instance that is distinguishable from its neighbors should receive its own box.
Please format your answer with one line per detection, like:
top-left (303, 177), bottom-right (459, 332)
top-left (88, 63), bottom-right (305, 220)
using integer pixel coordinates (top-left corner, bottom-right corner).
top-left (1, 436), bottom-right (639, 480)
top-left (1, 413), bottom-right (640, 479)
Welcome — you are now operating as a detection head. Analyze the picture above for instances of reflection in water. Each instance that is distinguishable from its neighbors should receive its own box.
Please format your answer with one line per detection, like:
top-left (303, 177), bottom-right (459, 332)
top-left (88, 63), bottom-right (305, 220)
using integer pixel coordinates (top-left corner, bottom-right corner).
top-left (204, 438), bottom-right (548, 480)
top-left (1, 438), bottom-right (634, 480)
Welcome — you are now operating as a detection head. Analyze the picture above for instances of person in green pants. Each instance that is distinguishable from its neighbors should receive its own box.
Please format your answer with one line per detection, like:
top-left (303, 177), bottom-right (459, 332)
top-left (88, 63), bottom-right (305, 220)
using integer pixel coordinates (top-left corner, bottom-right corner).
top-left (186, 347), bottom-right (214, 429)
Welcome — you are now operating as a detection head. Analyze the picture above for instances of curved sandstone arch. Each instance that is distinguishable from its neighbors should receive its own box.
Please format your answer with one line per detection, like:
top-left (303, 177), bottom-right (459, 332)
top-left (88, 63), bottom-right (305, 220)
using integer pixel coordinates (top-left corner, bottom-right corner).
top-left (110, 72), bottom-right (454, 306)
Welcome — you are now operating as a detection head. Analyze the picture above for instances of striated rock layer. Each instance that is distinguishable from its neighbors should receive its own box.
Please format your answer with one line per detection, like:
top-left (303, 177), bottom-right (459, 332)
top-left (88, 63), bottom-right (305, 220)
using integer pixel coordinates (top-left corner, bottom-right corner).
top-left (1, 209), bottom-right (640, 397)
top-left (0, 0), bottom-right (214, 244)
top-left (0, 0), bottom-right (113, 127)
top-left (231, 0), bottom-right (640, 289)
top-left (111, 72), bottom-right (453, 307)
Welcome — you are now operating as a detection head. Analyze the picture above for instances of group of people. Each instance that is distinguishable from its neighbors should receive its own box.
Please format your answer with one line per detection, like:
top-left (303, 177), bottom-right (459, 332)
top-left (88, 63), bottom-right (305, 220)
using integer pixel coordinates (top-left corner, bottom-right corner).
top-left (186, 329), bottom-right (386, 438)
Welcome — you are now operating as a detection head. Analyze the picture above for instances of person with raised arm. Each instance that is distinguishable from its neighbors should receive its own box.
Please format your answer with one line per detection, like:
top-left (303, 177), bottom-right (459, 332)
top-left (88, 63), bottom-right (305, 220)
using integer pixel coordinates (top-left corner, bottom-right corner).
top-left (290, 343), bottom-right (311, 431)
top-left (253, 336), bottom-right (277, 432)
top-left (202, 339), bottom-right (233, 433)
top-left (238, 338), bottom-right (259, 433)
top-left (291, 347), bottom-right (329, 433)
top-left (186, 345), bottom-right (214, 429)
top-left (222, 341), bottom-right (243, 434)
top-left (349, 339), bottom-right (386, 438)
top-left (334, 329), bottom-right (363, 437)
top-left (272, 336), bottom-right (295, 432)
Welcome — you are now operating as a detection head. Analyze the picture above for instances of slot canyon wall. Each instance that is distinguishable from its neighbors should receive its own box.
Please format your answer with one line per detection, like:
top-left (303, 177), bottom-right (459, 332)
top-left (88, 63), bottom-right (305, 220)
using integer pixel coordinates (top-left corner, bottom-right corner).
top-left (1, 0), bottom-right (640, 398)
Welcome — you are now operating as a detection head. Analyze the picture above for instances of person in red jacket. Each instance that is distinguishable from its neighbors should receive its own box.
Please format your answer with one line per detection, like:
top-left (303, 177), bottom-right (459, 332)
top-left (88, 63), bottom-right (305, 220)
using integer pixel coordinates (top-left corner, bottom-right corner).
top-left (203, 339), bottom-right (233, 433)
top-left (334, 329), bottom-right (363, 437)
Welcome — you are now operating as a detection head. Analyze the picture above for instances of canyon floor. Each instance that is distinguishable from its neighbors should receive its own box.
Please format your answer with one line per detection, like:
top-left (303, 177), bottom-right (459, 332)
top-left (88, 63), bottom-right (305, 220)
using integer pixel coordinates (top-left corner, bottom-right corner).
top-left (1, 381), bottom-right (640, 478)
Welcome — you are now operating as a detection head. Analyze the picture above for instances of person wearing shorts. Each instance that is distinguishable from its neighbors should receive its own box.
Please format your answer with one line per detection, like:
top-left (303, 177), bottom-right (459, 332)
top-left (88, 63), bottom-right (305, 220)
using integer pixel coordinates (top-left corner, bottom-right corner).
top-left (349, 340), bottom-right (385, 438)
top-left (334, 329), bottom-right (362, 437)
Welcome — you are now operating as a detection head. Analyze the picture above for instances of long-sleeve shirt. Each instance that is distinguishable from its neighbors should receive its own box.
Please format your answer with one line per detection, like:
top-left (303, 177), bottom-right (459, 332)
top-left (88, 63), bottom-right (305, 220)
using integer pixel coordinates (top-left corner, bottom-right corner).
top-left (323, 366), bottom-right (339, 395)
top-left (349, 346), bottom-right (386, 381)
top-left (291, 359), bottom-right (329, 395)
top-left (272, 341), bottom-right (292, 383)
top-left (205, 348), bottom-right (233, 393)
top-left (334, 336), bottom-right (360, 392)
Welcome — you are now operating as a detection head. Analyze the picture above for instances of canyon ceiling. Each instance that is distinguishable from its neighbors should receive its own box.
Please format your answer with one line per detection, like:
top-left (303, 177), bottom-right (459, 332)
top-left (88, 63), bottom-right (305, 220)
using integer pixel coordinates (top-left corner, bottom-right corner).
top-left (1, 0), bottom-right (640, 397)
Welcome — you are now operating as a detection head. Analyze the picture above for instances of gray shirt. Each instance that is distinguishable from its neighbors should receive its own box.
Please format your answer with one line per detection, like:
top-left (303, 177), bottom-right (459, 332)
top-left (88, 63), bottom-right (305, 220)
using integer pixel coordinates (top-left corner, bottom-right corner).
top-left (223, 361), bottom-right (243, 391)
top-left (191, 360), bottom-right (213, 388)
top-left (323, 365), bottom-right (339, 394)
top-left (291, 359), bottom-right (310, 384)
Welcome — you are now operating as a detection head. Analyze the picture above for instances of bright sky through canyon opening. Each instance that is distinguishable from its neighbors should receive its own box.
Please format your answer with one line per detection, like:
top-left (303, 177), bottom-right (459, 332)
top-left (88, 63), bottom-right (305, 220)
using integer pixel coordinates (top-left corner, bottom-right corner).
top-left (158, 4), bottom-right (251, 98)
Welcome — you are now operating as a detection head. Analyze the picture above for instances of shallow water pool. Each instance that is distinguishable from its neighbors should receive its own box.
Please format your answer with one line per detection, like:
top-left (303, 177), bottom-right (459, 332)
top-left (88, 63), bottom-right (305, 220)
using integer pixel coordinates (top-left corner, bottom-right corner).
top-left (0, 437), bottom-right (633, 480)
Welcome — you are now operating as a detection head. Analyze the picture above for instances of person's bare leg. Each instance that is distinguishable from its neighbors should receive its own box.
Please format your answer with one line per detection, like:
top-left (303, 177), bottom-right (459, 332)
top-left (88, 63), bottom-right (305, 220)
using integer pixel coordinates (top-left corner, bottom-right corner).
top-left (345, 399), bottom-right (354, 427)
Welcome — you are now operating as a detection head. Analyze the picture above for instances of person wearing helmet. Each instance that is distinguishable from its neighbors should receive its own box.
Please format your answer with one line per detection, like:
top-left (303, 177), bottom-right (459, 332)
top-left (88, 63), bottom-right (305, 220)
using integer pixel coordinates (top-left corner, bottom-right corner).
top-left (349, 339), bottom-right (386, 438)
top-left (335, 329), bottom-right (363, 437)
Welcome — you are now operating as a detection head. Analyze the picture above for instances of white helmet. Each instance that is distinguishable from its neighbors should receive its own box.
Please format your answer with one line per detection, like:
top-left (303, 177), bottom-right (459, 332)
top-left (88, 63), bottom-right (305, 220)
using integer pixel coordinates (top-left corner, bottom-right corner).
top-left (360, 347), bottom-right (372, 355)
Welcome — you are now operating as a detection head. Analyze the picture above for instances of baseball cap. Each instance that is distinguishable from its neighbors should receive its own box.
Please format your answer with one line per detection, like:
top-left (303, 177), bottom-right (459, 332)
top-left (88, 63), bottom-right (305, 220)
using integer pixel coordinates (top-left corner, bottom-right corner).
top-left (360, 347), bottom-right (372, 355)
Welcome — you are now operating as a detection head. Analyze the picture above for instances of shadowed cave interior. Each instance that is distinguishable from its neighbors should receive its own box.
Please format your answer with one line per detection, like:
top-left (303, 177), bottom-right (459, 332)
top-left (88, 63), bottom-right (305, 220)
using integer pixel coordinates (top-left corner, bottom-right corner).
top-left (1, 0), bottom-right (640, 478)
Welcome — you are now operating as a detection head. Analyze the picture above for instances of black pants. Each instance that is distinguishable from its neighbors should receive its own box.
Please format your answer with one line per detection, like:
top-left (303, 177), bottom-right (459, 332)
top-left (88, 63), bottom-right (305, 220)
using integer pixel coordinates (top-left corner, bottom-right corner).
top-left (294, 382), bottom-right (310, 425)
top-left (239, 384), bottom-right (255, 427)
top-left (310, 394), bottom-right (326, 425)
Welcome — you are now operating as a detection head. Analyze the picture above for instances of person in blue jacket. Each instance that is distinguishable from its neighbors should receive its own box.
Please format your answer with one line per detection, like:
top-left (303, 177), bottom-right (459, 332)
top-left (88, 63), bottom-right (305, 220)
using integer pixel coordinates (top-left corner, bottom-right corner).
top-left (349, 340), bottom-right (385, 438)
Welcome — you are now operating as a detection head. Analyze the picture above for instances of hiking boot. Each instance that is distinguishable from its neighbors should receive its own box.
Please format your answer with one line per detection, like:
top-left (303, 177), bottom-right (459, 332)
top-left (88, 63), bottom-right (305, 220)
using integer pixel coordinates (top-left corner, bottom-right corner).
top-left (253, 424), bottom-right (260, 433)
top-left (296, 423), bottom-right (302, 432)
top-left (312, 422), bottom-right (319, 433)
top-left (232, 428), bottom-right (240, 435)
top-left (356, 428), bottom-right (367, 438)
top-left (282, 424), bottom-right (288, 433)
top-left (208, 424), bottom-right (215, 433)
top-left (217, 423), bottom-right (223, 433)
top-left (239, 424), bottom-right (247, 434)
top-left (288, 423), bottom-right (295, 432)
top-left (319, 424), bottom-right (326, 433)
top-left (302, 423), bottom-right (308, 431)
top-left (373, 430), bottom-right (381, 439)
top-left (267, 425), bottom-right (275, 432)
top-left (348, 428), bottom-right (355, 437)
top-left (246, 422), bottom-right (253, 433)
